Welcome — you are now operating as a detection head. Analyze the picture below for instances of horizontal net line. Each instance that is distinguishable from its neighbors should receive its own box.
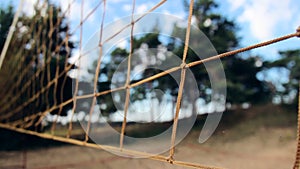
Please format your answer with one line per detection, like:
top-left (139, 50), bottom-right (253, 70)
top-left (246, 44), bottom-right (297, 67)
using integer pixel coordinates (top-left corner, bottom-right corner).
top-left (0, 123), bottom-right (224, 169)
top-left (67, 0), bottom-right (86, 139)
top-left (187, 32), bottom-right (300, 68)
top-left (6, 86), bottom-right (127, 127)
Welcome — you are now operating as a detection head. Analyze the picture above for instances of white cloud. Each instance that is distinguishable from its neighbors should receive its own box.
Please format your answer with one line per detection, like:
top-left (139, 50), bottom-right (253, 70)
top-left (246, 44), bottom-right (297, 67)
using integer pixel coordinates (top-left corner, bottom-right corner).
top-left (136, 4), bottom-right (148, 14)
top-left (122, 4), bottom-right (131, 12)
top-left (293, 16), bottom-right (300, 30)
top-left (164, 10), bottom-right (185, 20)
top-left (227, 0), bottom-right (295, 41)
top-left (21, 0), bottom-right (97, 25)
top-left (22, 0), bottom-right (38, 16)
top-left (116, 40), bottom-right (128, 49)
top-left (191, 15), bottom-right (198, 25)
top-left (109, 0), bottom-right (126, 3)
top-left (162, 9), bottom-right (171, 15)
top-left (59, 0), bottom-right (96, 23)
top-left (136, 2), bottom-right (154, 14)
top-left (226, 0), bottom-right (246, 11)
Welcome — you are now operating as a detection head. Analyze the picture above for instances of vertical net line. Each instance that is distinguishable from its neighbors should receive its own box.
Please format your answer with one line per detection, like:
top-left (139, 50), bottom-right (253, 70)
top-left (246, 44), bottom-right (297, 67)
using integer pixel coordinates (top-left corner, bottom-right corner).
top-left (44, 5), bottom-right (54, 116)
top-left (23, 6), bottom-right (49, 128)
top-left (53, 14), bottom-right (64, 114)
top-left (30, 1), bottom-right (48, 127)
top-left (22, 0), bottom-right (51, 128)
top-left (67, 0), bottom-right (84, 138)
top-left (75, 0), bottom-right (167, 63)
top-left (35, 2), bottom-right (78, 129)
top-left (51, 0), bottom-right (72, 134)
top-left (34, 2), bottom-right (57, 129)
top-left (0, 2), bottom-right (41, 109)
top-left (12, 1), bottom-right (45, 123)
top-left (168, 0), bottom-right (194, 161)
top-left (293, 26), bottom-right (300, 169)
top-left (120, 0), bottom-right (136, 150)
top-left (0, 0), bottom-right (77, 103)
top-left (84, 0), bottom-right (107, 142)
top-left (0, 0), bottom-right (24, 70)
top-left (36, 5), bottom-right (50, 126)
top-left (0, 2), bottom-right (56, 117)
top-left (36, 8), bottom-right (52, 126)
top-left (0, 1), bottom-right (85, 112)
top-left (294, 82), bottom-right (300, 169)
top-left (0, 0), bottom-right (167, 116)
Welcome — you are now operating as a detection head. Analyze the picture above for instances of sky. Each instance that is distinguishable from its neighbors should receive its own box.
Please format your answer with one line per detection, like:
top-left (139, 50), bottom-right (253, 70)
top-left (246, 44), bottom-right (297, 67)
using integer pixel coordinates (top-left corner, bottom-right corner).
top-left (218, 0), bottom-right (300, 60)
top-left (2, 0), bottom-right (299, 61)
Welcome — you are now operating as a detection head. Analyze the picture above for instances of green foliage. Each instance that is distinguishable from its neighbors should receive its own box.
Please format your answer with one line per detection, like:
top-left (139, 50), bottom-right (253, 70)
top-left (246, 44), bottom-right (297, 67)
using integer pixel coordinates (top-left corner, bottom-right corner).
top-left (265, 49), bottom-right (300, 106)
top-left (225, 57), bottom-right (271, 103)
top-left (0, 4), bottom-right (14, 49)
top-left (182, 0), bottom-right (270, 104)
top-left (97, 33), bottom-right (162, 115)
top-left (0, 2), bottom-right (75, 129)
top-left (132, 33), bottom-right (161, 49)
top-left (184, 0), bottom-right (239, 53)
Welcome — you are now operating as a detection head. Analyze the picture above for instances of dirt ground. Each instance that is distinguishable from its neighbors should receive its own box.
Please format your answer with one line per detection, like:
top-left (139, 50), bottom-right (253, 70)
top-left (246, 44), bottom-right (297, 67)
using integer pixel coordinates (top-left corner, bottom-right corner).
top-left (0, 104), bottom-right (298, 169)
top-left (0, 126), bottom-right (297, 169)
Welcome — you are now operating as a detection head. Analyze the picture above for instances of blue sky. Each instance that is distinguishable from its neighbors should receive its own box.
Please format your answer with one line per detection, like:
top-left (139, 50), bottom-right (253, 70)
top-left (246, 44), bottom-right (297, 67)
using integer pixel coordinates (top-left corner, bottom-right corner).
top-left (217, 0), bottom-right (300, 60)
top-left (2, 0), bottom-right (300, 61)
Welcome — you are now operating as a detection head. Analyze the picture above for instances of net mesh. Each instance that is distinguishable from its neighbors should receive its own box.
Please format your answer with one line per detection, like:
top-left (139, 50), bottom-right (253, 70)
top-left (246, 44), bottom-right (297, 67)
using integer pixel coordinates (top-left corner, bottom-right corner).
top-left (0, 0), bottom-right (299, 168)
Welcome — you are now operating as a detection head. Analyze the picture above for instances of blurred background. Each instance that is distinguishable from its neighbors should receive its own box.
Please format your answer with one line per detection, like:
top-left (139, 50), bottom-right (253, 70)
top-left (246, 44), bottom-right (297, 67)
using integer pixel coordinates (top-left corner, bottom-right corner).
top-left (0, 0), bottom-right (299, 168)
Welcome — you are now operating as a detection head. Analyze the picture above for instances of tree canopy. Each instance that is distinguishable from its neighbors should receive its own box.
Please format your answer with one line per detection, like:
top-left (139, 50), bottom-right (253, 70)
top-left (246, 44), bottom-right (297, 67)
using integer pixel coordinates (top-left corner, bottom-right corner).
top-left (264, 49), bottom-right (300, 106)
top-left (0, 2), bottom-right (75, 130)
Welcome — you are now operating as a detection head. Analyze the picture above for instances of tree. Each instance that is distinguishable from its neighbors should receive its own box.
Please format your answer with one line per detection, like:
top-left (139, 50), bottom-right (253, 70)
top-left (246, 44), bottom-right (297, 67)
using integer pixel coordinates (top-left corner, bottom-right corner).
top-left (181, 0), bottom-right (271, 106)
top-left (0, 4), bottom-right (14, 50)
top-left (264, 49), bottom-right (300, 107)
top-left (0, 4), bottom-right (15, 90)
top-left (96, 33), bottom-right (164, 116)
top-left (94, 0), bottom-right (272, 119)
top-left (0, 1), bottom-right (75, 130)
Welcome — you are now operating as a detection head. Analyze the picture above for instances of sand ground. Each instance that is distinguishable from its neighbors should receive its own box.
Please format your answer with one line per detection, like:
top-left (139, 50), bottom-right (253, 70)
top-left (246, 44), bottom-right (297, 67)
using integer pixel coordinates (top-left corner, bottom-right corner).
top-left (0, 125), bottom-right (297, 169)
